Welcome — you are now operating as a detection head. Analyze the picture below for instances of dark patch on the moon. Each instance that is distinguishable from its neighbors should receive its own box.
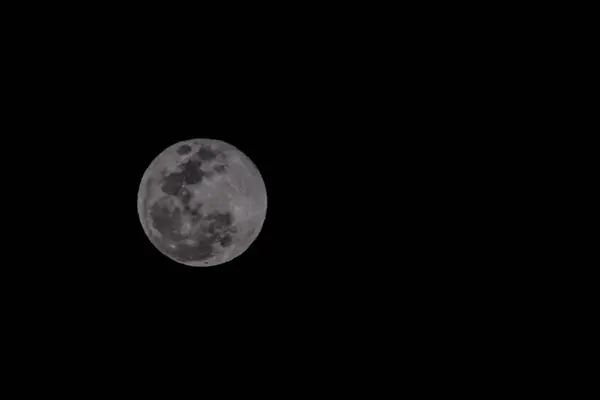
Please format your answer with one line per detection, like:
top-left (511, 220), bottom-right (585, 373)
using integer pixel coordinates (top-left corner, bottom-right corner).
top-left (146, 172), bottom-right (236, 262)
top-left (158, 147), bottom-right (229, 203)
top-left (207, 211), bottom-right (232, 230)
top-left (160, 171), bottom-right (185, 196)
top-left (176, 144), bottom-right (192, 155)
top-left (149, 201), bottom-right (186, 241)
top-left (219, 234), bottom-right (232, 247)
top-left (196, 145), bottom-right (219, 161)
top-left (188, 206), bottom-right (201, 218)
top-left (150, 150), bottom-right (238, 263)
top-left (159, 158), bottom-right (205, 196)
top-left (181, 159), bottom-right (205, 185)
top-left (213, 164), bottom-right (227, 174)
top-left (157, 209), bottom-right (237, 262)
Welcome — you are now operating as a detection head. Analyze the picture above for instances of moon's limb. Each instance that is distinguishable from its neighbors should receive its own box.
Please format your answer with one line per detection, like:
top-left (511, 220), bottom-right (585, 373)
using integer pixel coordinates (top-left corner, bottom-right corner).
top-left (137, 138), bottom-right (267, 267)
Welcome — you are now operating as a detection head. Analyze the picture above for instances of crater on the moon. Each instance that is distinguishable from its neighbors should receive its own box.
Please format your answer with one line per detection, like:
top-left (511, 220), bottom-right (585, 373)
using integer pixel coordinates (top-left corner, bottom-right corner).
top-left (138, 139), bottom-right (267, 267)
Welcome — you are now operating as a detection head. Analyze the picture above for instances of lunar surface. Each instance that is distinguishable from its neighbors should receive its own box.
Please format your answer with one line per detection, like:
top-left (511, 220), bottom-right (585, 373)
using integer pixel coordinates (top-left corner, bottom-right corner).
top-left (137, 139), bottom-right (267, 266)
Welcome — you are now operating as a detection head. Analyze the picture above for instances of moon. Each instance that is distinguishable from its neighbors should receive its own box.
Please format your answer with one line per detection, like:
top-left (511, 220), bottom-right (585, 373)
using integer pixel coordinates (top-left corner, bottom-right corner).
top-left (137, 139), bottom-right (267, 267)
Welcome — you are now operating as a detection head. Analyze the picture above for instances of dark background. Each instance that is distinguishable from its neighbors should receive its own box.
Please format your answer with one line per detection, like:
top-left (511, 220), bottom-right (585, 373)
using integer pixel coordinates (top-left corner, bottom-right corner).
top-left (12, 10), bottom-right (450, 303)
top-left (75, 55), bottom-right (365, 301)
top-left (1, 6), bottom-right (551, 388)
top-left (8, 1), bottom-right (530, 315)
top-left (5, 3), bottom-right (512, 308)
top-left (50, 15), bottom-right (396, 287)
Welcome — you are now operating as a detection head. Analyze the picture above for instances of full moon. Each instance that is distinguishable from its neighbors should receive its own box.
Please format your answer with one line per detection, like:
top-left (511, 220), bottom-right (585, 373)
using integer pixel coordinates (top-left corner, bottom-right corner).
top-left (137, 139), bottom-right (267, 266)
